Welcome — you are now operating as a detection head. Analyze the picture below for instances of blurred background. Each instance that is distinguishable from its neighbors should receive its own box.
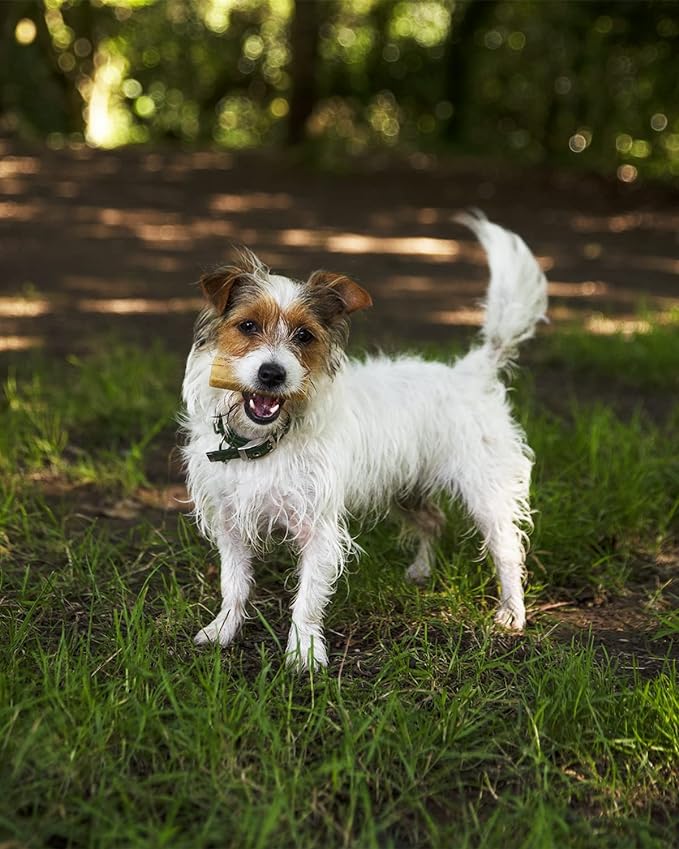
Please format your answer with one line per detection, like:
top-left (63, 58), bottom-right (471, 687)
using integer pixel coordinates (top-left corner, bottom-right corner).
top-left (1, 0), bottom-right (678, 355)
top-left (3, 0), bottom-right (679, 179)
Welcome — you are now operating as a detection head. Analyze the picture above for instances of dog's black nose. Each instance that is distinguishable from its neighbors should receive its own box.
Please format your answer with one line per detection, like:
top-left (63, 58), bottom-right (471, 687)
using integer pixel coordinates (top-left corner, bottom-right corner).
top-left (258, 361), bottom-right (286, 389)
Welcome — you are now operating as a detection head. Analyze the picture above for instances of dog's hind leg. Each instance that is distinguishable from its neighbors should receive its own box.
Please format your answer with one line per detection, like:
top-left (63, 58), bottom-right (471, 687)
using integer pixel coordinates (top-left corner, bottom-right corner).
top-left (486, 522), bottom-right (527, 631)
top-left (194, 530), bottom-right (254, 647)
top-left (397, 498), bottom-right (445, 584)
top-left (461, 495), bottom-right (528, 630)
top-left (449, 435), bottom-right (532, 631)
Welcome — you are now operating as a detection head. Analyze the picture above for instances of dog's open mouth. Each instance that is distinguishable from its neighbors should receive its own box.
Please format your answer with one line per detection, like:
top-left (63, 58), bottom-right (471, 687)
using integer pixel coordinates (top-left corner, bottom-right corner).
top-left (243, 392), bottom-right (285, 425)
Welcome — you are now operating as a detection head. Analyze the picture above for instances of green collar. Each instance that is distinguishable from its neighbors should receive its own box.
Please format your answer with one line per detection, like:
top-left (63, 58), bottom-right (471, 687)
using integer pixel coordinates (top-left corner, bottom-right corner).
top-left (206, 413), bottom-right (290, 463)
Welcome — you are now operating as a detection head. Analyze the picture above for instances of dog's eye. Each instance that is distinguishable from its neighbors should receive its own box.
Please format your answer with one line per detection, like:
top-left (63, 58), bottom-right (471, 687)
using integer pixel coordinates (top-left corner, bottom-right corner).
top-left (238, 320), bottom-right (259, 335)
top-left (293, 327), bottom-right (314, 345)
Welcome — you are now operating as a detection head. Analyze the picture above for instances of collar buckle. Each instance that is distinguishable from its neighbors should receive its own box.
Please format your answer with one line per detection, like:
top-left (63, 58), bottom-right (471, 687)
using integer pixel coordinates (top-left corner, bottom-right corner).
top-left (207, 413), bottom-right (291, 463)
top-left (236, 437), bottom-right (267, 460)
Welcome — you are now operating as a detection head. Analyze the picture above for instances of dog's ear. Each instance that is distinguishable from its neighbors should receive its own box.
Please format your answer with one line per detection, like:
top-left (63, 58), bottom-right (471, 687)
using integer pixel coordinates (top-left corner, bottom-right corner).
top-left (308, 270), bottom-right (373, 315)
top-left (199, 267), bottom-right (246, 315)
top-left (199, 247), bottom-right (265, 314)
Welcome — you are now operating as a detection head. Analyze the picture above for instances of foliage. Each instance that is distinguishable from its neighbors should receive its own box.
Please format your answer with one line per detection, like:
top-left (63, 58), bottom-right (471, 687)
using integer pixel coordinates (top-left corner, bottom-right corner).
top-left (2, 0), bottom-right (678, 182)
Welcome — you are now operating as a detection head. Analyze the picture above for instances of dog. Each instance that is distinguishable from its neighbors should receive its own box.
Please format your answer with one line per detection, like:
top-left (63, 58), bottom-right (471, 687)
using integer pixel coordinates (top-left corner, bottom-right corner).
top-left (181, 213), bottom-right (548, 669)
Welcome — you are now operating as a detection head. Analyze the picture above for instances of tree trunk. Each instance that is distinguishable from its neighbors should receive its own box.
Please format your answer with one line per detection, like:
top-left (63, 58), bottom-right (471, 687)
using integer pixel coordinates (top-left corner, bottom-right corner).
top-left (0, 0), bottom-right (28, 126)
top-left (32, 1), bottom-right (85, 134)
top-left (287, 0), bottom-right (323, 146)
top-left (442, 0), bottom-right (498, 143)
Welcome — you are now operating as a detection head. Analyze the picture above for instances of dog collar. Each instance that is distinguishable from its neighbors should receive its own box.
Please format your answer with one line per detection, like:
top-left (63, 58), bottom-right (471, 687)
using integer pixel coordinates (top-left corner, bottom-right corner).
top-left (206, 413), bottom-right (290, 462)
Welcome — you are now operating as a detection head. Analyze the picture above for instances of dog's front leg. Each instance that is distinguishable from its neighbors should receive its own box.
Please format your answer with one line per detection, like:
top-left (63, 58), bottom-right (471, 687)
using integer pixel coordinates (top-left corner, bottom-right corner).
top-left (286, 519), bottom-right (344, 671)
top-left (194, 530), bottom-right (253, 648)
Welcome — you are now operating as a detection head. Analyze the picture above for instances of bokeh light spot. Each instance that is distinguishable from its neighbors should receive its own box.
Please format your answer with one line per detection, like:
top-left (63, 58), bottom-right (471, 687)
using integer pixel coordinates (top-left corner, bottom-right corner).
top-left (616, 133), bottom-right (633, 153)
top-left (650, 113), bottom-right (668, 132)
top-left (57, 53), bottom-right (76, 72)
top-left (122, 79), bottom-right (143, 98)
top-left (73, 38), bottom-right (91, 58)
top-left (617, 164), bottom-right (638, 183)
top-left (569, 133), bottom-right (587, 153)
top-left (484, 30), bottom-right (503, 50)
top-left (15, 18), bottom-right (37, 45)
top-left (270, 97), bottom-right (289, 118)
top-left (631, 139), bottom-right (651, 158)
top-left (134, 95), bottom-right (156, 118)
top-left (243, 34), bottom-right (264, 60)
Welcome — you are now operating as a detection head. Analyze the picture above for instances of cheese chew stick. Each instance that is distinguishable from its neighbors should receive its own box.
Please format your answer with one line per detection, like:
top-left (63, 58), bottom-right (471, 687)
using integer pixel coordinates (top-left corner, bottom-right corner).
top-left (209, 357), bottom-right (241, 392)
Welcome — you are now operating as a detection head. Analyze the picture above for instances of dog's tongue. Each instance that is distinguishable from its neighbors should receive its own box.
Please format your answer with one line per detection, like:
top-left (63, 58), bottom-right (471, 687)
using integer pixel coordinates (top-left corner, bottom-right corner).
top-left (248, 394), bottom-right (280, 419)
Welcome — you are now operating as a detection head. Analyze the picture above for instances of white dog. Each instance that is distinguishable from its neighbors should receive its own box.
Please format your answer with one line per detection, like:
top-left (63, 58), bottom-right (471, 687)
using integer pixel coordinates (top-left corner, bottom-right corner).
top-left (181, 214), bottom-right (548, 669)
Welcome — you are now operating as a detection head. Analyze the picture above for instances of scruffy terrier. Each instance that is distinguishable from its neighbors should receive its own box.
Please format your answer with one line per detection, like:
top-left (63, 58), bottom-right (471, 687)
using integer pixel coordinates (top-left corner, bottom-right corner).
top-left (181, 214), bottom-right (548, 669)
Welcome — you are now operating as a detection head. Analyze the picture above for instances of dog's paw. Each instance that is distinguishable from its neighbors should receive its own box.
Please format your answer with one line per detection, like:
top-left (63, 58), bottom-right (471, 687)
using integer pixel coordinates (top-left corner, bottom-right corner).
top-left (193, 612), bottom-right (237, 647)
top-left (405, 556), bottom-right (431, 585)
top-left (494, 601), bottom-right (526, 631)
top-left (285, 629), bottom-right (328, 672)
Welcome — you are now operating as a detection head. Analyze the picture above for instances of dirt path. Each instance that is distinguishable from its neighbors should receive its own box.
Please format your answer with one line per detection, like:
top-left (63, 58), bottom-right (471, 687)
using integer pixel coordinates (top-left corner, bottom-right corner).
top-left (1, 141), bottom-right (677, 357)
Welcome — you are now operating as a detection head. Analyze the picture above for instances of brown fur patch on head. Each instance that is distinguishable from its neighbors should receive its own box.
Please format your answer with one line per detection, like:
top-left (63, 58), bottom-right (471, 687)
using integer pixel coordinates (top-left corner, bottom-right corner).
top-left (210, 282), bottom-right (354, 397)
top-left (301, 271), bottom-right (372, 375)
top-left (217, 294), bottom-right (327, 360)
top-left (217, 295), bottom-right (282, 359)
top-left (198, 260), bottom-right (372, 402)
top-left (307, 271), bottom-right (373, 316)
top-left (284, 301), bottom-right (339, 380)
top-left (199, 247), bottom-right (267, 315)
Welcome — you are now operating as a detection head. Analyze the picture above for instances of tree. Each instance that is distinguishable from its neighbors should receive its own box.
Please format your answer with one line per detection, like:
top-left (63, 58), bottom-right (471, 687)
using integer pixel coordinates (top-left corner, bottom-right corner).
top-left (442, 0), bottom-right (498, 143)
top-left (287, 0), bottom-right (324, 145)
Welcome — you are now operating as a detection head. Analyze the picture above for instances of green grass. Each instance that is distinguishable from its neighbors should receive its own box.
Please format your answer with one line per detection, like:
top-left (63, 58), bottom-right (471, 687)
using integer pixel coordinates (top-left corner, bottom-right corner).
top-left (0, 341), bottom-right (181, 489)
top-left (533, 311), bottom-right (679, 390)
top-left (1, 322), bottom-right (677, 848)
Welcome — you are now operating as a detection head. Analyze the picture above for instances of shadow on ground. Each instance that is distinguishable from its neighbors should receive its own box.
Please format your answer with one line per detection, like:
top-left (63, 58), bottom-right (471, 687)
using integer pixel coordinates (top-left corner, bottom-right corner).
top-left (2, 141), bottom-right (678, 358)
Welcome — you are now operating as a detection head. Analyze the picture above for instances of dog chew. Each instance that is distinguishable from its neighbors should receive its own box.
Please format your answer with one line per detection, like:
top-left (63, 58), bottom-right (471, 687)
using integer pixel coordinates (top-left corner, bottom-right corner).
top-left (209, 356), bottom-right (241, 391)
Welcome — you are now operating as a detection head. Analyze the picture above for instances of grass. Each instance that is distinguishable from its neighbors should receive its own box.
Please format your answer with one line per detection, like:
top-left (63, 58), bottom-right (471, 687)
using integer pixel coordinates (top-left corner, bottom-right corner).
top-left (1, 322), bottom-right (678, 848)
top-left (533, 311), bottom-right (679, 390)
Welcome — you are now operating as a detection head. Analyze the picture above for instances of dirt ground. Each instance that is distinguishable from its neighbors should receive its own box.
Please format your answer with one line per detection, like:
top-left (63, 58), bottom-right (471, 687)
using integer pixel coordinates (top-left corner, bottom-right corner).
top-left (1, 139), bottom-right (677, 355)
top-left (2, 140), bottom-right (677, 668)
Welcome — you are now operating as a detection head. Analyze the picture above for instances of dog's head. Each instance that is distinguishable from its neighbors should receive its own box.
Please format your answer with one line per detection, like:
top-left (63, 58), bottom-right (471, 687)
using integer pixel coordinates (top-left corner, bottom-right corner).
top-left (196, 247), bottom-right (371, 431)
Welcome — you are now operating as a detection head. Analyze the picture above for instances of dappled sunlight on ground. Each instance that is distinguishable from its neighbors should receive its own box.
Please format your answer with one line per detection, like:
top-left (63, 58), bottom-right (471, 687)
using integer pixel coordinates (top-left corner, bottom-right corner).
top-left (0, 200), bottom-right (42, 221)
top-left (0, 154), bottom-right (41, 178)
top-left (426, 307), bottom-right (485, 327)
top-left (0, 297), bottom-right (51, 317)
top-left (0, 294), bottom-right (203, 318)
top-left (76, 296), bottom-right (204, 314)
top-left (209, 192), bottom-right (292, 213)
top-left (0, 143), bottom-right (677, 354)
top-left (277, 228), bottom-right (464, 259)
top-left (571, 210), bottom-right (679, 234)
top-left (584, 312), bottom-right (677, 336)
top-left (0, 335), bottom-right (44, 352)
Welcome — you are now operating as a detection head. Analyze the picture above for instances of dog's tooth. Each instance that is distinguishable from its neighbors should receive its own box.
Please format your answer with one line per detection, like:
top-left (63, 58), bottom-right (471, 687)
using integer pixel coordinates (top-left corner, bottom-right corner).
top-left (270, 403), bottom-right (279, 413)
top-left (249, 398), bottom-right (256, 410)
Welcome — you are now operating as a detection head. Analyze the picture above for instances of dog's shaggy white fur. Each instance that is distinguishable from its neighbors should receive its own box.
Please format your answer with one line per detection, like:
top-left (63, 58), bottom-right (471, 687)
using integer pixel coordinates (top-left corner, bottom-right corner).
top-left (181, 214), bottom-right (548, 669)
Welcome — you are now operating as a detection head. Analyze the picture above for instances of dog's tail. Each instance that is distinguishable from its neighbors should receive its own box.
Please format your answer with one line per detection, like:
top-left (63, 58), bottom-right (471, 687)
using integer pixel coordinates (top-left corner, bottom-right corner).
top-left (457, 211), bottom-right (548, 369)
